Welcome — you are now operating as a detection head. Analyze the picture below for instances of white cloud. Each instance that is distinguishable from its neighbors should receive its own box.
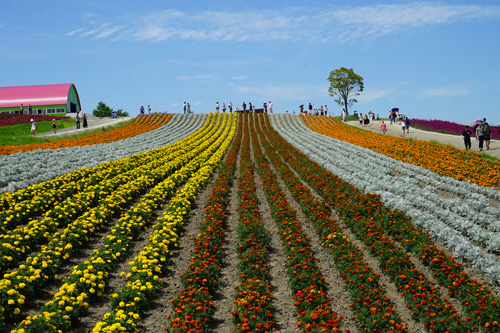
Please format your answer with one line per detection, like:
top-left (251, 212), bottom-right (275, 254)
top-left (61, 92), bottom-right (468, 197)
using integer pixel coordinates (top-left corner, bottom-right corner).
top-left (65, 4), bottom-right (500, 43)
top-left (421, 85), bottom-right (469, 97)
top-left (232, 75), bottom-right (248, 80)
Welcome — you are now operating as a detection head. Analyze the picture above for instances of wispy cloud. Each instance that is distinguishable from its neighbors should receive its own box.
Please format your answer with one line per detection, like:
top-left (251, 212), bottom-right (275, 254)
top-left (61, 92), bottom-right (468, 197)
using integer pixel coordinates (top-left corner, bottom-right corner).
top-left (176, 74), bottom-right (220, 83)
top-left (232, 75), bottom-right (248, 81)
top-left (421, 85), bottom-right (469, 97)
top-left (65, 3), bottom-right (500, 43)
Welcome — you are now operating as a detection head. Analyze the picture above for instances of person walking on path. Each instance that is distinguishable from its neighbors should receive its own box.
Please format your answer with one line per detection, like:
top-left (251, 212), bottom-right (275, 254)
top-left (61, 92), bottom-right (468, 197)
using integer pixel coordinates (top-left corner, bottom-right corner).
top-left (405, 117), bottom-right (410, 133)
top-left (229, 102), bottom-right (233, 113)
top-left (83, 113), bottom-right (88, 129)
top-left (216, 102), bottom-right (219, 112)
top-left (381, 121), bottom-right (387, 134)
top-left (461, 125), bottom-right (472, 151)
top-left (476, 123), bottom-right (485, 151)
top-left (359, 113), bottom-right (363, 126)
top-left (52, 119), bottom-right (57, 134)
top-left (483, 123), bottom-right (492, 150)
top-left (222, 102), bottom-right (226, 113)
top-left (30, 119), bottom-right (37, 136)
top-left (401, 118), bottom-right (406, 134)
top-left (76, 113), bottom-right (81, 129)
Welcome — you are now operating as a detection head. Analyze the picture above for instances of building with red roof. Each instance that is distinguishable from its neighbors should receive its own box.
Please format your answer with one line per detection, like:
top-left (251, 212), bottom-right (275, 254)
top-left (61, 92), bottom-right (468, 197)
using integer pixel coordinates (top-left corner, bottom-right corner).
top-left (0, 83), bottom-right (81, 115)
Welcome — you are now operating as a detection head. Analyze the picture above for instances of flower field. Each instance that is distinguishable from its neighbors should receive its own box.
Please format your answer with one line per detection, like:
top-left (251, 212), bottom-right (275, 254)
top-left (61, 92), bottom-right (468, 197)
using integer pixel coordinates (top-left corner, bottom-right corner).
top-left (0, 113), bottom-right (172, 155)
top-left (1, 113), bottom-right (499, 332)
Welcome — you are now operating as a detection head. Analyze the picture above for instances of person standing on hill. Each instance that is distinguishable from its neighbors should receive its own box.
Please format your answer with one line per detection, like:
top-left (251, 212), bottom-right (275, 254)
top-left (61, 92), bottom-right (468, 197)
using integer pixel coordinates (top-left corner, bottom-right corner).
top-left (30, 119), bottom-right (37, 136)
top-left (229, 102), bottom-right (233, 113)
top-left (483, 123), bottom-right (491, 150)
top-left (222, 102), bottom-right (226, 113)
top-left (216, 102), bottom-right (219, 112)
top-left (242, 102), bottom-right (246, 112)
top-left (263, 101), bottom-right (267, 113)
top-left (324, 105), bottom-right (328, 116)
top-left (476, 123), bottom-right (485, 151)
top-left (461, 125), bottom-right (472, 151)
top-left (83, 113), bottom-right (88, 129)
top-left (269, 101), bottom-right (273, 114)
top-left (183, 102), bottom-right (187, 114)
top-left (381, 121), bottom-right (387, 134)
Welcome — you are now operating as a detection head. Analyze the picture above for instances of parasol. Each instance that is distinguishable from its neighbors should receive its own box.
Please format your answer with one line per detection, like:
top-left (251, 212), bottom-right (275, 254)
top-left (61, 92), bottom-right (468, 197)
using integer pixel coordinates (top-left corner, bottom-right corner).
top-left (473, 118), bottom-right (483, 127)
top-left (391, 108), bottom-right (399, 112)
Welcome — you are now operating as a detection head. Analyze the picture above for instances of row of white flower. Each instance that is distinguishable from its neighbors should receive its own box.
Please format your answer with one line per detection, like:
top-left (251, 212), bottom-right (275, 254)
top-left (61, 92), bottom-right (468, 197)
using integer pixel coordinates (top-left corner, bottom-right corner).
top-left (0, 114), bottom-right (206, 193)
top-left (270, 114), bottom-right (500, 286)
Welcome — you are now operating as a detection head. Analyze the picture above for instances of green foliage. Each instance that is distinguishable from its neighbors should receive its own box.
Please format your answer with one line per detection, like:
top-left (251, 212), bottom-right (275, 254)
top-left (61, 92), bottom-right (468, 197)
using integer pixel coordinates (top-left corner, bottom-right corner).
top-left (327, 67), bottom-right (364, 115)
top-left (92, 101), bottom-right (129, 118)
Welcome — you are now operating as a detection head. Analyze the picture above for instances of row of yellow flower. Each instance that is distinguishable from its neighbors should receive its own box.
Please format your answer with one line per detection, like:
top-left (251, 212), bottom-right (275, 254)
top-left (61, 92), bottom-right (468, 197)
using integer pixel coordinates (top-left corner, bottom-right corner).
top-left (0, 116), bottom-right (216, 274)
top-left (164, 115), bottom-right (242, 332)
top-left (303, 115), bottom-right (500, 190)
top-left (13, 113), bottom-right (235, 332)
top-left (92, 113), bottom-right (237, 332)
top-left (0, 114), bottom-right (172, 155)
top-left (0, 115), bottom-right (207, 235)
top-left (0, 114), bottom-right (222, 328)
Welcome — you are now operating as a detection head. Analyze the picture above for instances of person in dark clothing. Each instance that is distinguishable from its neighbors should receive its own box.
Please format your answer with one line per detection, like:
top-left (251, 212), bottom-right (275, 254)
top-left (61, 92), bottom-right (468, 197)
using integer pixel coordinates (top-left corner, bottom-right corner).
top-left (242, 102), bottom-right (247, 112)
top-left (461, 125), bottom-right (472, 151)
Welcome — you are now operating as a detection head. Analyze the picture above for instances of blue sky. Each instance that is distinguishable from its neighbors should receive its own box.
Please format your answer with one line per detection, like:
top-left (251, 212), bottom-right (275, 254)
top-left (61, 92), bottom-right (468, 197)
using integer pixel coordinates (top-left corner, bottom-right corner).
top-left (1, 1), bottom-right (499, 124)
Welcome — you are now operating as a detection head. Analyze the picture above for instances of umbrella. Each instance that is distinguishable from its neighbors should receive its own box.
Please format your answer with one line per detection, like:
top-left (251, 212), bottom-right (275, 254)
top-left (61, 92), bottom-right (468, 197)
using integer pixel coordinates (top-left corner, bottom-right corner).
top-left (391, 108), bottom-right (399, 111)
top-left (473, 118), bottom-right (483, 127)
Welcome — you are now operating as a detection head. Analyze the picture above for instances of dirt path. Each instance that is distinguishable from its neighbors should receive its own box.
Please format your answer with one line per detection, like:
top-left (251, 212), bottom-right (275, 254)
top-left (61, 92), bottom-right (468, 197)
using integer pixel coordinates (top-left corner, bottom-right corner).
top-left (36, 116), bottom-right (133, 137)
top-left (347, 119), bottom-right (500, 158)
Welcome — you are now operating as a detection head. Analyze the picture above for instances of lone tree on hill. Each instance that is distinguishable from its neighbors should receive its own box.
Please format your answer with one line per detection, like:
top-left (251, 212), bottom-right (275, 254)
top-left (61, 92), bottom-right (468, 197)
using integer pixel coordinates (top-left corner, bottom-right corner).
top-left (92, 101), bottom-right (129, 118)
top-left (327, 67), bottom-right (364, 115)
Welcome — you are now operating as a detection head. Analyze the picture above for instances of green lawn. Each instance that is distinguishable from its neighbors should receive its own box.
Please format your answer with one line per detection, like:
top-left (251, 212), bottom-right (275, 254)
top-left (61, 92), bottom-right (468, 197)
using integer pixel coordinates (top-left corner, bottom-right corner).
top-left (0, 118), bottom-right (135, 145)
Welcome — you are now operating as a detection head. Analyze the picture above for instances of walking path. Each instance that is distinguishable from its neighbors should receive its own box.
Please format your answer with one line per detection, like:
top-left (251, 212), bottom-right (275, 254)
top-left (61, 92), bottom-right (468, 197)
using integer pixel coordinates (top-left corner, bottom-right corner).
top-left (347, 119), bottom-right (500, 159)
top-left (37, 117), bottom-right (133, 137)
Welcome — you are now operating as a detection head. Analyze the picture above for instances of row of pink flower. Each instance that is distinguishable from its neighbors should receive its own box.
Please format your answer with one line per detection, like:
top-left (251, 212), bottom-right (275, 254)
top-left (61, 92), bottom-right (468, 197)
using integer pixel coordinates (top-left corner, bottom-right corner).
top-left (0, 114), bottom-right (69, 127)
top-left (409, 118), bottom-right (500, 139)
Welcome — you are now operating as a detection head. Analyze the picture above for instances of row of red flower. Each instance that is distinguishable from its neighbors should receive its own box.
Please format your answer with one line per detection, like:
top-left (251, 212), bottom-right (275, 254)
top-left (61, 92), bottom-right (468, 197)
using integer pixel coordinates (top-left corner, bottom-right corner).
top-left (230, 117), bottom-right (275, 332)
top-left (249, 114), bottom-right (343, 332)
top-left (164, 115), bottom-right (243, 332)
top-left (257, 115), bottom-right (409, 332)
top-left (270, 115), bottom-right (500, 331)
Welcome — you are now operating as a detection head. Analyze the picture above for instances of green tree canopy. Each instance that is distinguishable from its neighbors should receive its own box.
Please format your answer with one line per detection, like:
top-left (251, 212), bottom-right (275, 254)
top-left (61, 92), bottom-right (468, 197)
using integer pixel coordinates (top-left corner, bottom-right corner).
top-left (327, 67), bottom-right (364, 115)
top-left (92, 101), bottom-right (129, 117)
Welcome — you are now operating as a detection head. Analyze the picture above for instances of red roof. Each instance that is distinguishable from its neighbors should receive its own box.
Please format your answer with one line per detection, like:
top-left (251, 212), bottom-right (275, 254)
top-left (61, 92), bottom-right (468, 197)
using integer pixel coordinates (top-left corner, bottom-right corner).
top-left (0, 83), bottom-right (80, 109)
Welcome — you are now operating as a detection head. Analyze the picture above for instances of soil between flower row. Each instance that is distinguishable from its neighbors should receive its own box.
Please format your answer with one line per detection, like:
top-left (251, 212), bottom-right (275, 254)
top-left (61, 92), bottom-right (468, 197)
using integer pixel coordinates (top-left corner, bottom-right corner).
top-left (3, 113), bottom-right (499, 332)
